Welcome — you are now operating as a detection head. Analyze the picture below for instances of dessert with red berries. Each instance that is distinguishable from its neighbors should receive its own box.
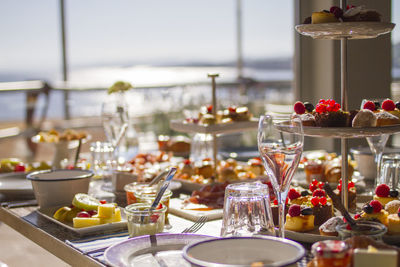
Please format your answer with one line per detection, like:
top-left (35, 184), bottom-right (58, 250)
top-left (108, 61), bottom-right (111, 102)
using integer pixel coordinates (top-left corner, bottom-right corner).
top-left (292, 101), bottom-right (316, 126)
top-left (288, 187), bottom-right (311, 206)
top-left (381, 99), bottom-right (400, 120)
top-left (387, 207), bottom-right (400, 235)
top-left (284, 204), bottom-right (315, 232)
top-left (334, 179), bottom-right (357, 211)
top-left (373, 184), bottom-right (399, 206)
top-left (310, 190), bottom-right (334, 226)
top-left (314, 99), bottom-right (350, 127)
top-left (358, 200), bottom-right (389, 226)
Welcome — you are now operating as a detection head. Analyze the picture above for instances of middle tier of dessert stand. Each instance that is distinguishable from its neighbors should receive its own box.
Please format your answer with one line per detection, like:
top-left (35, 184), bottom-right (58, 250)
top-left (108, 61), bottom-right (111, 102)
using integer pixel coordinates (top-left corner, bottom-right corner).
top-left (294, 0), bottom-right (396, 210)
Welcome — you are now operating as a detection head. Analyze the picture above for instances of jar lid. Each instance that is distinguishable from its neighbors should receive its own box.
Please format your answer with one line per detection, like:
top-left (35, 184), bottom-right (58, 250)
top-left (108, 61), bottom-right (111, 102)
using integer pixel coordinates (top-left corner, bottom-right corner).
top-left (312, 240), bottom-right (349, 259)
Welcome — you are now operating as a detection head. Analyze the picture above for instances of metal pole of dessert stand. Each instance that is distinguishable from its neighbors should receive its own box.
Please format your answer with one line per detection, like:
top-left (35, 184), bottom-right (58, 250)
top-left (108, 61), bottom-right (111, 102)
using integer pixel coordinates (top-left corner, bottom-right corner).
top-left (208, 73), bottom-right (220, 179)
top-left (340, 0), bottom-right (349, 210)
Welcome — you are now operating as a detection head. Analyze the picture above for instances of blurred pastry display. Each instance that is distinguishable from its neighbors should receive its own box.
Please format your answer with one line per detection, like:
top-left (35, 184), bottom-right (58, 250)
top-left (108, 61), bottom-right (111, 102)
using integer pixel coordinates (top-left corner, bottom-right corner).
top-left (37, 129), bottom-right (88, 143)
top-left (185, 105), bottom-right (253, 125)
top-left (158, 135), bottom-right (191, 156)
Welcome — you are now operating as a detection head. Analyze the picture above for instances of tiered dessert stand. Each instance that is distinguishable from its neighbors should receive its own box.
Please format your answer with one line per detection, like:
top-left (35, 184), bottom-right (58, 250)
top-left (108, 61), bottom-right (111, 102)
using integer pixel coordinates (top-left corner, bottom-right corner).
top-left (294, 0), bottom-right (396, 210)
top-left (170, 74), bottom-right (259, 177)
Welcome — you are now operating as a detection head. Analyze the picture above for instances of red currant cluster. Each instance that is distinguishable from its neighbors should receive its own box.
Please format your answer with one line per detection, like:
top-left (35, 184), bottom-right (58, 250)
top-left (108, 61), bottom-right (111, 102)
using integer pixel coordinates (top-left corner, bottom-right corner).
top-left (336, 179), bottom-right (355, 191)
top-left (315, 99), bottom-right (341, 114)
top-left (309, 179), bottom-right (324, 192)
top-left (311, 189), bottom-right (327, 206)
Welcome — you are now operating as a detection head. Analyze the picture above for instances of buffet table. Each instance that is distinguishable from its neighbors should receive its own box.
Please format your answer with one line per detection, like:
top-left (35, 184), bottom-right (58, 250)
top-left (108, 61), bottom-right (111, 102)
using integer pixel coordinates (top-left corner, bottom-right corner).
top-left (0, 205), bottom-right (223, 266)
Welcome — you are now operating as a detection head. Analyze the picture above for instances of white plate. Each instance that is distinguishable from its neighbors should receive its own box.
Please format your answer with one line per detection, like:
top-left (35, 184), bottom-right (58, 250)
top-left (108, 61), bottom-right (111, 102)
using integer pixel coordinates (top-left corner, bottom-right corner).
top-left (169, 198), bottom-right (223, 222)
top-left (170, 118), bottom-right (258, 134)
top-left (104, 233), bottom-right (212, 267)
top-left (276, 121), bottom-right (400, 138)
top-left (183, 236), bottom-right (305, 267)
top-left (37, 206), bottom-right (127, 236)
top-left (0, 172), bottom-right (33, 198)
top-left (295, 22), bottom-right (395, 40)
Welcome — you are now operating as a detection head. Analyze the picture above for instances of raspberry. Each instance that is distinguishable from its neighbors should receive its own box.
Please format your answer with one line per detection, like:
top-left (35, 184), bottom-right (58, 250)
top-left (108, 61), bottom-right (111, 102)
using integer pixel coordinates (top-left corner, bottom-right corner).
top-left (311, 197), bottom-right (320, 206)
top-left (288, 188), bottom-right (301, 200)
top-left (312, 189), bottom-right (326, 197)
top-left (273, 199), bottom-right (278, 205)
top-left (354, 213), bottom-right (361, 220)
top-left (288, 205), bottom-right (301, 217)
top-left (318, 182), bottom-right (324, 189)
top-left (294, 101), bottom-right (306, 114)
top-left (375, 184), bottom-right (390, 197)
top-left (312, 179), bottom-right (319, 186)
top-left (382, 99), bottom-right (395, 111)
top-left (319, 197), bottom-right (327, 206)
top-left (363, 101), bottom-right (376, 111)
top-left (370, 200), bottom-right (382, 213)
top-left (309, 184), bottom-right (317, 192)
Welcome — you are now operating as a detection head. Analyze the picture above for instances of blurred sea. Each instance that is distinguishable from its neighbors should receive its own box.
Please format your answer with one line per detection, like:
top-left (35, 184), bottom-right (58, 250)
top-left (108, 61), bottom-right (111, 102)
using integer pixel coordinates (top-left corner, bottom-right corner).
top-left (0, 65), bottom-right (293, 122)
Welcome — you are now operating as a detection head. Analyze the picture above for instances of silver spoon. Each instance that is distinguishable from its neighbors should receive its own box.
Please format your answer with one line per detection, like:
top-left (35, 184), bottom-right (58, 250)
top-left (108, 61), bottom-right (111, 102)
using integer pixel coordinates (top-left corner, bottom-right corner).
top-left (148, 169), bottom-right (169, 187)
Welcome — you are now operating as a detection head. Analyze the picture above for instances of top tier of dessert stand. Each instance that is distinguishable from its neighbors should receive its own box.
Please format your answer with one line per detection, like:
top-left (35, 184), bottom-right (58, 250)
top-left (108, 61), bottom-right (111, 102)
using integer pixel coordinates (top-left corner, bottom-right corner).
top-left (295, 0), bottom-right (396, 210)
top-left (170, 74), bottom-right (258, 177)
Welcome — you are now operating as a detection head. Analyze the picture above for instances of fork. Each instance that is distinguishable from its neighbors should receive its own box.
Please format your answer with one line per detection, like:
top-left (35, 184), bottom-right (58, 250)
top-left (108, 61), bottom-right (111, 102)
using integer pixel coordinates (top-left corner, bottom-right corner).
top-left (181, 216), bottom-right (208, 233)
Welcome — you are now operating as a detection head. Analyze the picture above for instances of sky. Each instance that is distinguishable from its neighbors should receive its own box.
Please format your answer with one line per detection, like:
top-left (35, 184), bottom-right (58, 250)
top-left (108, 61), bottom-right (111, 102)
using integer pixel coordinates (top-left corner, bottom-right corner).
top-left (0, 1), bottom-right (398, 79)
top-left (0, 0), bottom-right (294, 76)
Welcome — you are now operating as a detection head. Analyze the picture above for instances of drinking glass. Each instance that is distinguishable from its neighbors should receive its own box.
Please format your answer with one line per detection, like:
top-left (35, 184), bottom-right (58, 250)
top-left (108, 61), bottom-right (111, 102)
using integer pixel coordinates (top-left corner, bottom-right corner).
top-left (220, 182), bottom-right (275, 237)
top-left (101, 100), bottom-right (129, 159)
top-left (361, 99), bottom-right (389, 193)
top-left (380, 154), bottom-right (400, 191)
top-left (258, 115), bottom-right (304, 238)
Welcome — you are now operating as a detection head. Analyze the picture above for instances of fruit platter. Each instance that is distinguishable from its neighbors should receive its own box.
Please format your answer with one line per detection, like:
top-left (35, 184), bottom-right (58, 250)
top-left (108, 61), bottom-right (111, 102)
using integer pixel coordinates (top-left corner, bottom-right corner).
top-left (38, 193), bottom-right (126, 235)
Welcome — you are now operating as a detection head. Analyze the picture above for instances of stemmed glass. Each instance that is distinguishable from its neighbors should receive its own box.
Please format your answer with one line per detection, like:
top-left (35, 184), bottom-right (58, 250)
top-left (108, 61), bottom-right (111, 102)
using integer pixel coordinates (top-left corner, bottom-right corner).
top-left (101, 100), bottom-right (129, 160)
top-left (361, 99), bottom-right (389, 193)
top-left (258, 115), bottom-right (304, 238)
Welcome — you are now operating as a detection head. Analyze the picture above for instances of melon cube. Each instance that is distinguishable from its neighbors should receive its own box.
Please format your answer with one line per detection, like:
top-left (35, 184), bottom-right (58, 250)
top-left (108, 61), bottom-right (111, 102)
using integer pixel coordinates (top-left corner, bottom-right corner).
top-left (73, 217), bottom-right (101, 228)
top-left (97, 204), bottom-right (115, 218)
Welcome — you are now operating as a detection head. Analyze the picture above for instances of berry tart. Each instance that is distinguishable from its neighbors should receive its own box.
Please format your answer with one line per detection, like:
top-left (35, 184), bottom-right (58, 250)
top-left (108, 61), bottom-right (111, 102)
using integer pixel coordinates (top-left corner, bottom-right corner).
top-left (387, 207), bottom-right (400, 235)
top-left (373, 184), bottom-right (399, 206)
top-left (358, 200), bottom-right (389, 226)
top-left (381, 99), bottom-right (400, 120)
top-left (314, 99), bottom-right (350, 127)
top-left (292, 101), bottom-right (316, 126)
top-left (334, 179), bottom-right (357, 210)
top-left (310, 189), bottom-right (334, 226)
top-left (284, 204), bottom-right (315, 232)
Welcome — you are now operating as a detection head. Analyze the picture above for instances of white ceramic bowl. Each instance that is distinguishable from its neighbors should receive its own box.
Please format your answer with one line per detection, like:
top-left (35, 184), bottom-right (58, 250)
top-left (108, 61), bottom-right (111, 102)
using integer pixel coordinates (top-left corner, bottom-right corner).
top-left (27, 169), bottom-right (93, 208)
top-left (183, 236), bottom-right (305, 267)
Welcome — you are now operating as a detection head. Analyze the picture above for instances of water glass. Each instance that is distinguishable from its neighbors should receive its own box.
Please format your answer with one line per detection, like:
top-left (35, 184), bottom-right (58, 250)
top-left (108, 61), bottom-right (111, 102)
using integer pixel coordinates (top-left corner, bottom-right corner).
top-left (221, 182), bottom-right (275, 237)
top-left (380, 154), bottom-right (400, 190)
top-left (90, 141), bottom-right (114, 178)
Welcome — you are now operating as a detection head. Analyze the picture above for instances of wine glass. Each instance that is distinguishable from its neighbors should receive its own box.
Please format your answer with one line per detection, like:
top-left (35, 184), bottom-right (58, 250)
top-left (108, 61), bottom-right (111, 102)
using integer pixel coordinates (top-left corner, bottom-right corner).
top-left (258, 115), bottom-right (304, 238)
top-left (361, 99), bottom-right (389, 193)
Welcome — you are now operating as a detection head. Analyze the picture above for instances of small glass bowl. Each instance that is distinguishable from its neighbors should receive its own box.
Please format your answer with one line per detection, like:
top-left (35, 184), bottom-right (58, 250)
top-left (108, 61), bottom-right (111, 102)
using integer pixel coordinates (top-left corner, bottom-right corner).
top-left (311, 240), bottom-right (351, 267)
top-left (125, 203), bottom-right (167, 237)
top-left (124, 182), bottom-right (156, 205)
top-left (336, 221), bottom-right (387, 241)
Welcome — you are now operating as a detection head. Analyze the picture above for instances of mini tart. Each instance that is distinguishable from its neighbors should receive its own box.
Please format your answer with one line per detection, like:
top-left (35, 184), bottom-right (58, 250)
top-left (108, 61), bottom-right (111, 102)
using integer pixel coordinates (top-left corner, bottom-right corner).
top-left (311, 11), bottom-right (339, 24)
top-left (284, 213), bottom-right (315, 232)
top-left (387, 214), bottom-right (400, 235)
top-left (360, 210), bottom-right (389, 226)
top-left (314, 111), bottom-right (350, 127)
top-left (291, 113), bottom-right (316, 127)
top-left (373, 195), bottom-right (399, 207)
top-left (386, 200), bottom-right (400, 214)
top-left (375, 111), bottom-right (400, 126)
top-left (319, 216), bottom-right (345, 237)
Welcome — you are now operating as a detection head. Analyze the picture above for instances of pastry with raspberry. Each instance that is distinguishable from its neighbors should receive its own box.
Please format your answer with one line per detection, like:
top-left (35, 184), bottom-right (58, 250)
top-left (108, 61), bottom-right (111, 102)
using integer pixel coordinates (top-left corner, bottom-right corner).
top-left (284, 205), bottom-right (315, 232)
top-left (288, 187), bottom-right (310, 206)
top-left (314, 99), bottom-right (350, 127)
top-left (333, 179), bottom-right (357, 211)
top-left (358, 200), bottom-right (388, 226)
top-left (373, 184), bottom-right (399, 206)
top-left (310, 192), bottom-right (334, 226)
top-left (292, 101), bottom-right (316, 126)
